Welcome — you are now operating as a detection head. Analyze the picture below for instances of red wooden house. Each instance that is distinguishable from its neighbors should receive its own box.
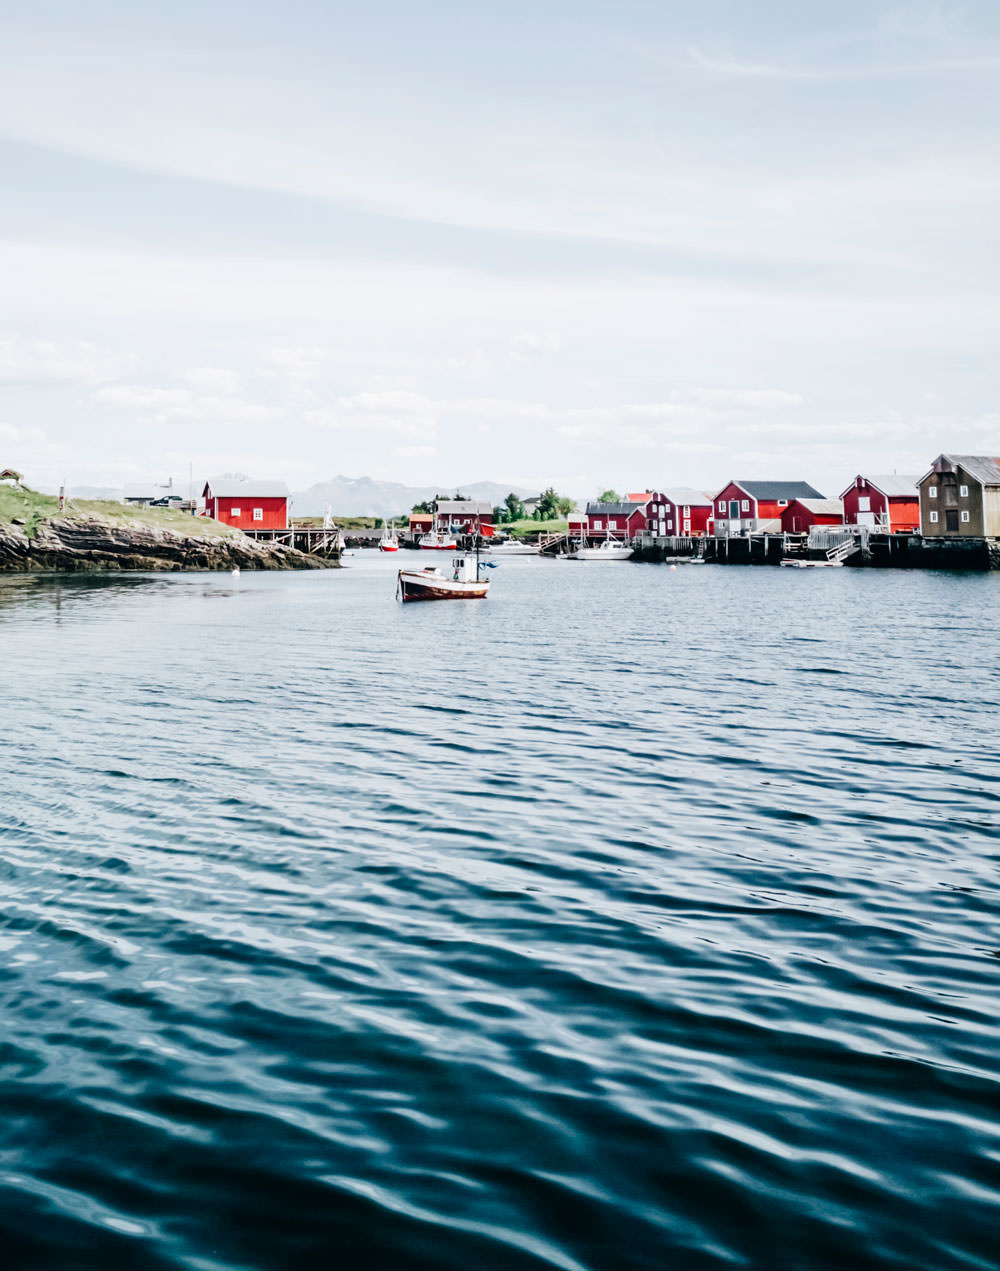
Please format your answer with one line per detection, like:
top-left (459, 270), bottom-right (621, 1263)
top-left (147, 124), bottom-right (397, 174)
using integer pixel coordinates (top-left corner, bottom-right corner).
top-left (202, 478), bottom-right (289, 529)
top-left (642, 488), bottom-right (714, 537)
top-left (712, 480), bottom-right (823, 536)
top-left (780, 499), bottom-right (844, 533)
top-left (585, 499), bottom-right (647, 539)
top-left (840, 474), bottom-right (920, 532)
top-left (433, 499), bottom-right (494, 534)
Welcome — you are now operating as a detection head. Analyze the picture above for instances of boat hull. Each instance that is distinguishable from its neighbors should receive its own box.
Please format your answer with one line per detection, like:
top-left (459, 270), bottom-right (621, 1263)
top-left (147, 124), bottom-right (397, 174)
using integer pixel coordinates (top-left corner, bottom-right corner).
top-left (398, 570), bottom-right (490, 601)
top-left (566, 546), bottom-right (633, 560)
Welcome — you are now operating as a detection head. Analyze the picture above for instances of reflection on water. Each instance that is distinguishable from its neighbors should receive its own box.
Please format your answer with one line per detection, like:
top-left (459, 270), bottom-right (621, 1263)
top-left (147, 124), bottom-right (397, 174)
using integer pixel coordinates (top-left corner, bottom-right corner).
top-left (0, 557), bottom-right (998, 1270)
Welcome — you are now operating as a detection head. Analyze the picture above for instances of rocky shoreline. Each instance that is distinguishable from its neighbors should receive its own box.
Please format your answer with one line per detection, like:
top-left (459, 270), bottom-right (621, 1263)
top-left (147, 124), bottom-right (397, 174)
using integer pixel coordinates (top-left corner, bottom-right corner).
top-left (0, 516), bottom-right (333, 572)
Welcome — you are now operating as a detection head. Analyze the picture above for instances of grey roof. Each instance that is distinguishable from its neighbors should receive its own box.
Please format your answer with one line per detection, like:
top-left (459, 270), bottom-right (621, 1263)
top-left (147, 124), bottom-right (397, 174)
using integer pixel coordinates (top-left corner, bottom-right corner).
top-left (658, 487), bottom-right (713, 507)
top-left (435, 499), bottom-right (492, 514)
top-left (920, 454), bottom-right (1000, 487)
top-left (790, 499), bottom-right (843, 515)
top-left (733, 480), bottom-right (825, 500)
top-left (586, 500), bottom-right (645, 515)
top-left (203, 478), bottom-right (289, 498)
top-left (839, 474), bottom-right (920, 499)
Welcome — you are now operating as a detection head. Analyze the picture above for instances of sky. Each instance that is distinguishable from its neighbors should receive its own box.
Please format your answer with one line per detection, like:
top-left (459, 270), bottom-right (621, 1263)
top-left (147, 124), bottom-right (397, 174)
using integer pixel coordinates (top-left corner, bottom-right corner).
top-left (2, 0), bottom-right (999, 499)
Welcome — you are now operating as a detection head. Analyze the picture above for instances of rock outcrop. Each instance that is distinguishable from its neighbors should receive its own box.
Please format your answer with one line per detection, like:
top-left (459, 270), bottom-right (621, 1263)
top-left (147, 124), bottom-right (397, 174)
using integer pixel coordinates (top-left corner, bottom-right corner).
top-left (0, 516), bottom-right (334, 572)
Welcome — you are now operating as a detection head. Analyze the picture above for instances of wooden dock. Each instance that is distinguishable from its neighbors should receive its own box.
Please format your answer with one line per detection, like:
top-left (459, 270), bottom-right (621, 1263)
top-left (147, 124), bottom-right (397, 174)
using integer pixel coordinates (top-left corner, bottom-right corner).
top-left (243, 527), bottom-right (342, 558)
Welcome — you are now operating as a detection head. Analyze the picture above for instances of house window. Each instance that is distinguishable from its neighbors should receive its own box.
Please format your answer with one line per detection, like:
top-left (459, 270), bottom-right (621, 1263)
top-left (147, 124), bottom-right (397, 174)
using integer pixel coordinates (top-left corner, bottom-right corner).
top-left (777, 499), bottom-right (787, 507)
top-left (929, 510), bottom-right (938, 523)
top-left (961, 510), bottom-right (970, 522)
top-left (741, 499), bottom-right (750, 511)
top-left (594, 519), bottom-right (602, 530)
top-left (231, 506), bottom-right (241, 517)
top-left (253, 508), bottom-right (264, 521)
top-left (858, 497), bottom-right (870, 511)
top-left (666, 519), bottom-right (673, 530)
top-left (718, 500), bottom-right (726, 512)
top-left (683, 505), bottom-right (690, 516)
top-left (683, 520), bottom-right (691, 532)
top-left (959, 485), bottom-right (969, 498)
top-left (928, 486), bottom-right (937, 498)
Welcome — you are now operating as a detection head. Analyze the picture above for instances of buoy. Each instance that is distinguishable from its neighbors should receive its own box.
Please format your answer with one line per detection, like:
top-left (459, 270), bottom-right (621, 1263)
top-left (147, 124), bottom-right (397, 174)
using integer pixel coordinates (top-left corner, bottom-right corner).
top-left (231, 566), bottom-right (240, 577)
top-left (669, 565), bottom-right (677, 571)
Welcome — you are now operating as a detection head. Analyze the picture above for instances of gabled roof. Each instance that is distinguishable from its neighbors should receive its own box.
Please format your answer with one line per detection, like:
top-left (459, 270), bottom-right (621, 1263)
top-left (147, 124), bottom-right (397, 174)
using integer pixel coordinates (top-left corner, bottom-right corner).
top-left (203, 478), bottom-right (289, 498)
top-left (838, 474), bottom-right (920, 499)
top-left (730, 480), bottom-right (825, 500)
top-left (627, 491), bottom-right (654, 502)
top-left (435, 499), bottom-right (492, 514)
top-left (787, 499), bottom-right (843, 516)
top-left (586, 500), bottom-right (645, 515)
top-left (659, 487), bottom-right (713, 507)
top-left (919, 454), bottom-right (1000, 487)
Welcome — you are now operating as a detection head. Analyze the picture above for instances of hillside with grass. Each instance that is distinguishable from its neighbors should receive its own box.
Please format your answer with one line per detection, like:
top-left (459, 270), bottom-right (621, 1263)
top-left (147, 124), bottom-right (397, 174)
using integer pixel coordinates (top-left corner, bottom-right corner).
top-left (0, 482), bottom-right (328, 572)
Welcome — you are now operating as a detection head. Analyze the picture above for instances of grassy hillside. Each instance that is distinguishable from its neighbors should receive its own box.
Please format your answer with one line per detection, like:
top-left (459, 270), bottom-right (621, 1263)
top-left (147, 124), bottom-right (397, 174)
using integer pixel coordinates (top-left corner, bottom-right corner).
top-left (0, 484), bottom-right (240, 539)
top-left (505, 517), bottom-right (568, 537)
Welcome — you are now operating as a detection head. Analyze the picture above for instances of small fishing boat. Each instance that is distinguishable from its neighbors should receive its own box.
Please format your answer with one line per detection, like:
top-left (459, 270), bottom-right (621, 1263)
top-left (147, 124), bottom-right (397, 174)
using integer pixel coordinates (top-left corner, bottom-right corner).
top-left (397, 553), bottom-right (490, 602)
top-left (378, 523), bottom-right (400, 552)
top-left (566, 533), bottom-right (633, 561)
top-left (780, 558), bottom-right (843, 568)
top-left (418, 530), bottom-right (458, 550)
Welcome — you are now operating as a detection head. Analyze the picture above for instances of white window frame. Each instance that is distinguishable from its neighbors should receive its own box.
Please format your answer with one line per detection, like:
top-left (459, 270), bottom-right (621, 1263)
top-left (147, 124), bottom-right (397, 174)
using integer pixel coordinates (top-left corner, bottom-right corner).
top-left (959, 484), bottom-right (969, 498)
top-left (231, 505), bottom-right (241, 517)
top-left (858, 496), bottom-right (870, 511)
top-left (928, 486), bottom-right (937, 498)
top-left (253, 507), bottom-right (264, 522)
top-left (683, 505), bottom-right (690, 516)
top-left (929, 509), bottom-right (938, 523)
top-left (741, 499), bottom-right (750, 512)
top-left (961, 510), bottom-right (970, 523)
top-left (718, 499), bottom-right (726, 513)
top-left (777, 499), bottom-right (788, 507)
top-left (593, 519), bottom-right (602, 530)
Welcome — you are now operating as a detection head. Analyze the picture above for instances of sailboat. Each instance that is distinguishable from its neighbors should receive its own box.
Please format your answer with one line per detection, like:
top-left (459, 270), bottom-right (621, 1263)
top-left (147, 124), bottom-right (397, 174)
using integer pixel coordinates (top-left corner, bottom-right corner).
top-left (378, 520), bottom-right (400, 552)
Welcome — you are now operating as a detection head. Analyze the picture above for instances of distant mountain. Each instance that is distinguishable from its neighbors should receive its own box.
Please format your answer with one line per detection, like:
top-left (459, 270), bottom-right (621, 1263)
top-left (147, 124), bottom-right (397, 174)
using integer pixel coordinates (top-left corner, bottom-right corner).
top-left (290, 475), bottom-right (537, 517)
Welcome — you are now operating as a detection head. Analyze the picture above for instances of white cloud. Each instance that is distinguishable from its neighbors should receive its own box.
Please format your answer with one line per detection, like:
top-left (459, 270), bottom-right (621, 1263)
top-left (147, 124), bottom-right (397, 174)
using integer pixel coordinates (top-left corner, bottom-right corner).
top-left (509, 331), bottom-right (565, 355)
top-left (183, 367), bottom-right (243, 395)
top-left (306, 391), bottom-right (438, 439)
top-left (93, 385), bottom-right (192, 409)
top-left (0, 334), bottom-right (134, 386)
top-left (260, 346), bottom-right (329, 381)
top-left (93, 383), bottom-right (282, 425)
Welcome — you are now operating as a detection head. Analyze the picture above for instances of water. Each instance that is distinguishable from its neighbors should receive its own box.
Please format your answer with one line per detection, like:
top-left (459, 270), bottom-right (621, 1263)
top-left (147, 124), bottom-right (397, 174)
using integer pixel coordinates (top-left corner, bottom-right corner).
top-left (1, 556), bottom-right (998, 1271)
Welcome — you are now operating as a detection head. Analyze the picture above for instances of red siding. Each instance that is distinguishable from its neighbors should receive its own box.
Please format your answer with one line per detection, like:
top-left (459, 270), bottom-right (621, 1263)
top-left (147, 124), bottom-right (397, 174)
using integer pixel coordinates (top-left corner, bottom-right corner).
top-left (643, 492), bottom-right (713, 537)
top-left (208, 495), bottom-right (287, 529)
top-left (780, 501), bottom-right (843, 533)
top-left (842, 479), bottom-right (919, 532)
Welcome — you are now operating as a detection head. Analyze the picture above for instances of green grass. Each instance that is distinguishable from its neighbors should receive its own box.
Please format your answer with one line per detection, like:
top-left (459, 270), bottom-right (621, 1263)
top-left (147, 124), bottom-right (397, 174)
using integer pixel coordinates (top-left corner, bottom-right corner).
top-left (0, 483), bottom-right (241, 539)
top-left (503, 518), bottom-right (569, 537)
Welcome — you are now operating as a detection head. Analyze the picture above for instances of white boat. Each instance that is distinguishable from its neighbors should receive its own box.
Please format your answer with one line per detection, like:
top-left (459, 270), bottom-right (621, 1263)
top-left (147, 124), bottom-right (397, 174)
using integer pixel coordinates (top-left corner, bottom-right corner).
top-left (378, 523), bottom-right (400, 552)
top-left (397, 553), bottom-right (490, 602)
top-left (780, 558), bottom-right (844, 568)
top-left (483, 540), bottom-right (539, 555)
top-left (418, 530), bottom-right (458, 550)
top-left (566, 535), bottom-right (633, 561)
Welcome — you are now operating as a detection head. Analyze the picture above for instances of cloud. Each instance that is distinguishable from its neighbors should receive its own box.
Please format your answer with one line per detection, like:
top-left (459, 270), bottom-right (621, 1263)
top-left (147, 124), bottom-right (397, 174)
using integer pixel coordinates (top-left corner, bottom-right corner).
top-left (183, 367), bottom-right (243, 395)
top-left (306, 391), bottom-right (437, 439)
top-left (261, 346), bottom-right (328, 381)
top-left (394, 445), bottom-right (437, 458)
top-left (93, 383), bottom-right (282, 425)
top-left (509, 331), bottom-right (566, 355)
top-left (0, 334), bottom-right (134, 386)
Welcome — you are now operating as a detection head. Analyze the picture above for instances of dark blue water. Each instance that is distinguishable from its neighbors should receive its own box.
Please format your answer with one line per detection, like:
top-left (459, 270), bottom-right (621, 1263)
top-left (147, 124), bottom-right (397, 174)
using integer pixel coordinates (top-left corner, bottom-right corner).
top-left (1, 556), bottom-right (998, 1271)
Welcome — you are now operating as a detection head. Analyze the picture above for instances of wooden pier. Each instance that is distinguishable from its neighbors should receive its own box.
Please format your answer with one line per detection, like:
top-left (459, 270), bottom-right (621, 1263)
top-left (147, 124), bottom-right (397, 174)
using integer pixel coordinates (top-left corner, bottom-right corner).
top-left (242, 527), bottom-right (342, 558)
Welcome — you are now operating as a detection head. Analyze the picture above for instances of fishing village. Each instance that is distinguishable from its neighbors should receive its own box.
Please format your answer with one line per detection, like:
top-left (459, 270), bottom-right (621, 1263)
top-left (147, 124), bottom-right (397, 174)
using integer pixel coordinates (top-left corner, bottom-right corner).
top-left (5, 451), bottom-right (998, 576)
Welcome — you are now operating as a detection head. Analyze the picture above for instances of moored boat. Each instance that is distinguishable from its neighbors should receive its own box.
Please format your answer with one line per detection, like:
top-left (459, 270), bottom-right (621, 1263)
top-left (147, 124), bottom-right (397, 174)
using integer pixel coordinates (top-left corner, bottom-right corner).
top-left (418, 530), bottom-right (458, 550)
top-left (397, 554), bottom-right (490, 601)
top-left (378, 523), bottom-right (400, 552)
top-left (566, 535), bottom-right (633, 561)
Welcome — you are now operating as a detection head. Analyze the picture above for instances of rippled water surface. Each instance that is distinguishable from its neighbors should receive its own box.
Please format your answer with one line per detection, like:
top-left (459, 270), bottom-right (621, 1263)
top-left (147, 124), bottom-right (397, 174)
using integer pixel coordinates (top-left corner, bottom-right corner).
top-left (1, 556), bottom-right (999, 1270)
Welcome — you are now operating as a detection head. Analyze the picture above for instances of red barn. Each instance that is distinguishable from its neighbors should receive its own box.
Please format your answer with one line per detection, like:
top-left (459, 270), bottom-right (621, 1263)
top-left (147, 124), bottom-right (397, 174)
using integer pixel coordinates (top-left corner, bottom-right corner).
top-left (840, 474), bottom-right (920, 532)
top-left (586, 499), bottom-right (647, 539)
top-left (203, 478), bottom-right (289, 529)
top-left (712, 480), bottom-right (824, 536)
top-left (780, 499), bottom-right (844, 533)
top-left (643, 488), bottom-right (714, 537)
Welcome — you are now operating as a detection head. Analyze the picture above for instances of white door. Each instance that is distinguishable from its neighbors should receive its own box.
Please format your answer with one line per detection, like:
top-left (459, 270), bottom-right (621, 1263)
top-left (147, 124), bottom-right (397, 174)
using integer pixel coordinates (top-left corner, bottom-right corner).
top-left (857, 512), bottom-right (875, 526)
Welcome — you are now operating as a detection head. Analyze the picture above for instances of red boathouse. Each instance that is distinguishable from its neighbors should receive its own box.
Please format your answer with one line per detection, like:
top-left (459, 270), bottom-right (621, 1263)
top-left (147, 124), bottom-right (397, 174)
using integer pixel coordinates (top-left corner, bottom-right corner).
top-left (203, 478), bottom-right (289, 530)
top-left (780, 499), bottom-right (844, 534)
top-left (712, 480), bottom-right (824, 536)
top-left (840, 474), bottom-right (920, 532)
